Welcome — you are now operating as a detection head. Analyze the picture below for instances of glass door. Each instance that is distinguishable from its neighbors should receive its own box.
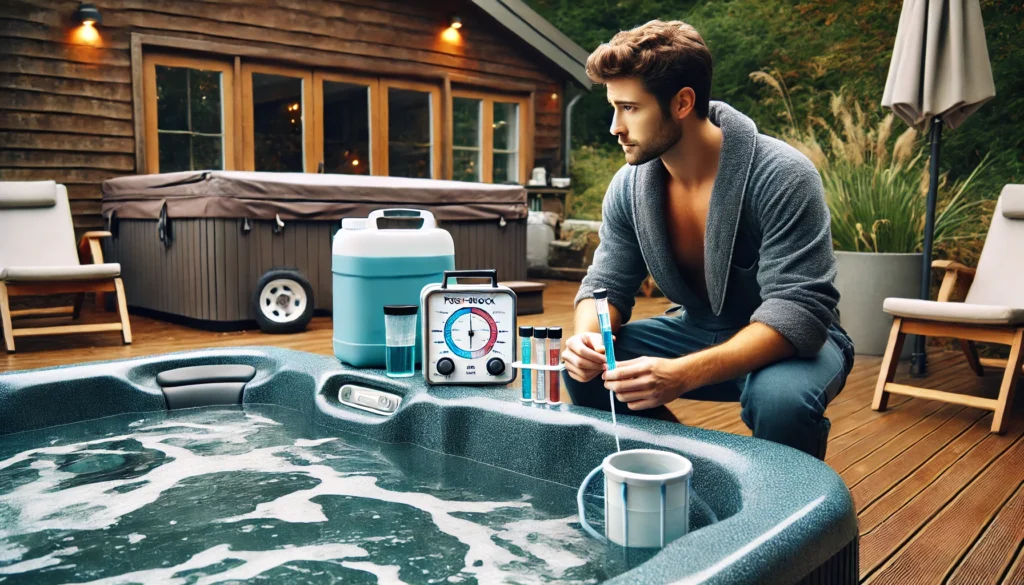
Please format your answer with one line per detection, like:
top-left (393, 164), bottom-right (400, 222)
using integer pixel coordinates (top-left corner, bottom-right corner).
top-left (241, 64), bottom-right (314, 172)
top-left (380, 80), bottom-right (442, 179)
top-left (313, 72), bottom-right (379, 176)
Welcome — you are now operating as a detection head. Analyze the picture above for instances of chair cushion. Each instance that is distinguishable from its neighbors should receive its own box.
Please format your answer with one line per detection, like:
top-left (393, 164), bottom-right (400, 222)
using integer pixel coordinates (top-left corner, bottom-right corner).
top-left (883, 298), bottom-right (1024, 325)
top-left (0, 263), bottom-right (121, 282)
top-left (1002, 185), bottom-right (1024, 219)
top-left (0, 181), bottom-right (57, 209)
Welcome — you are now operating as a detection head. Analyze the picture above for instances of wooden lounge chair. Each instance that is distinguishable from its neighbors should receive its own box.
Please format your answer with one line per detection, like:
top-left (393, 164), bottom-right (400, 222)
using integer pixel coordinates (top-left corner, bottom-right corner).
top-left (0, 180), bottom-right (131, 352)
top-left (873, 184), bottom-right (1024, 432)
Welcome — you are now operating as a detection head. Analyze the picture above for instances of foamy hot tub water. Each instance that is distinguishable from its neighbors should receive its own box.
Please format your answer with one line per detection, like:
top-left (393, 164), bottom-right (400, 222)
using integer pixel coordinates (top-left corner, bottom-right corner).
top-left (0, 347), bottom-right (860, 585)
top-left (0, 405), bottom-right (618, 584)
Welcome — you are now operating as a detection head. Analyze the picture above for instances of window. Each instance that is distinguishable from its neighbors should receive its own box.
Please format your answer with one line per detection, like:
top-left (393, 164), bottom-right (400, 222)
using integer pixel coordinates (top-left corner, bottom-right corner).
top-left (143, 55), bottom-right (234, 173)
top-left (453, 97), bottom-right (483, 182)
top-left (381, 80), bottom-right (442, 179)
top-left (492, 101), bottom-right (520, 184)
top-left (450, 91), bottom-right (527, 183)
top-left (241, 64), bottom-right (314, 172)
top-left (141, 52), bottom-right (523, 183)
top-left (314, 72), bottom-right (377, 175)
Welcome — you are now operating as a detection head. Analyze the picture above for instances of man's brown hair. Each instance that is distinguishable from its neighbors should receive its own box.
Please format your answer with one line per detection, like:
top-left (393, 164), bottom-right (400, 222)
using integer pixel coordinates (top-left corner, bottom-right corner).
top-left (586, 20), bottom-right (713, 119)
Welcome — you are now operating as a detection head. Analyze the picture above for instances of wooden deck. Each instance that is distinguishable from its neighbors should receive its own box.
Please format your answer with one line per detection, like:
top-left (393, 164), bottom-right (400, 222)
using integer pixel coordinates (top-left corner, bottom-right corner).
top-left (3, 279), bottom-right (1023, 584)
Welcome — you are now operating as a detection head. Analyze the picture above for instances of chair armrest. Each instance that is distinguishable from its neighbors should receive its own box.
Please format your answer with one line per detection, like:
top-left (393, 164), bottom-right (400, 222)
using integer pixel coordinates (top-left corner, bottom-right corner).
top-left (933, 260), bottom-right (976, 302)
top-left (78, 231), bottom-right (112, 265)
top-left (932, 259), bottom-right (977, 277)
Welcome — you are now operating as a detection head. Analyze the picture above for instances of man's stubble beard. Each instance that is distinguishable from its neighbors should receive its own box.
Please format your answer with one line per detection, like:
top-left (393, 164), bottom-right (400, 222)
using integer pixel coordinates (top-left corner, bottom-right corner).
top-left (625, 116), bottom-right (683, 166)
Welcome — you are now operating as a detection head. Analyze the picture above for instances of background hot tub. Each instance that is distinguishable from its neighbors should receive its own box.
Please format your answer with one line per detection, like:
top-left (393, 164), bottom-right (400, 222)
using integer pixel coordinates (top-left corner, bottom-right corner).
top-left (100, 171), bottom-right (528, 329)
top-left (0, 348), bottom-right (859, 584)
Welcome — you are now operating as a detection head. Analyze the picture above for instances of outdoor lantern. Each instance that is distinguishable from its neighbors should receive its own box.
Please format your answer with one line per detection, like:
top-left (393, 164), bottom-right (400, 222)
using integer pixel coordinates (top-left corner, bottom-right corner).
top-left (74, 2), bottom-right (102, 26)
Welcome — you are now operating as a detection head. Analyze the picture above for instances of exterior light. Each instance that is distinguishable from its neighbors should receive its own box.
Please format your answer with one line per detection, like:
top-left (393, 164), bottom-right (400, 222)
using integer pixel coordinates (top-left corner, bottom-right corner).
top-left (551, 93), bottom-right (558, 100)
top-left (74, 2), bottom-right (102, 26)
top-left (352, 160), bottom-right (360, 166)
top-left (449, 16), bottom-right (462, 29)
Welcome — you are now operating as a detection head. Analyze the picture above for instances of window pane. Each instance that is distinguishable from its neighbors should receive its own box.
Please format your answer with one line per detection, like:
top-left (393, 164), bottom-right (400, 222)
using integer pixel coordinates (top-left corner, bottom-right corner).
top-left (155, 66), bottom-right (188, 132)
top-left (190, 69), bottom-right (222, 134)
top-left (453, 149), bottom-right (481, 182)
top-left (493, 102), bottom-right (519, 151)
top-left (192, 134), bottom-right (223, 170)
top-left (158, 132), bottom-right (191, 173)
top-left (154, 64), bottom-right (225, 172)
top-left (322, 80), bottom-right (370, 175)
top-left (388, 87), bottom-right (432, 178)
top-left (492, 152), bottom-right (517, 184)
top-left (252, 73), bottom-right (304, 172)
top-left (453, 97), bottom-right (481, 148)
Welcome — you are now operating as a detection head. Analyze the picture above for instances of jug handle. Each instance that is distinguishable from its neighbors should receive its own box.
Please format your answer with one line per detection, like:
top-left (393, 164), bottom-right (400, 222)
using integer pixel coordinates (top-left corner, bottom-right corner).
top-left (577, 464), bottom-right (607, 542)
top-left (367, 208), bottom-right (437, 230)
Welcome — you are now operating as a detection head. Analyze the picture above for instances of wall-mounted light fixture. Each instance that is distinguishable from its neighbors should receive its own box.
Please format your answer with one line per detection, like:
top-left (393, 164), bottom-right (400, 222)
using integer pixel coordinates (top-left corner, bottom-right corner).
top-left (72, 2), bottom-right (101, 44)
top-left (74, 2), bottom-right (102, 26)
top-left (442, 15), bottom-right (463, 43)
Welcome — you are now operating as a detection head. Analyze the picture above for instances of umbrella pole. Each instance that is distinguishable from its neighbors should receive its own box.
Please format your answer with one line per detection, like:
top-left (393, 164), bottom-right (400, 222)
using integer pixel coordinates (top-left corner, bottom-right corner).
top-left (912, 116), bottom-right (943, 377)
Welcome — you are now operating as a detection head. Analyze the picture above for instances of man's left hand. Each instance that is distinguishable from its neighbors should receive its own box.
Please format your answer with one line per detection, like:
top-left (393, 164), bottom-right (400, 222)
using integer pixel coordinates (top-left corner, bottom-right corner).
top-left (602, 356), bottom-right (698, 410)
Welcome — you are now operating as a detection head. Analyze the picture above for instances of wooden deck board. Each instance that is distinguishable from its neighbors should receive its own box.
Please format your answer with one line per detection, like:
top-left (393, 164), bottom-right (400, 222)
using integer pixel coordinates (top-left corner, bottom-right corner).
top-left (864, 435), bottom-right (1024, 584)
top-left (947, 481), bottom-right (1024, 585)
top-left (2, 279), bottom-right (1022, 583)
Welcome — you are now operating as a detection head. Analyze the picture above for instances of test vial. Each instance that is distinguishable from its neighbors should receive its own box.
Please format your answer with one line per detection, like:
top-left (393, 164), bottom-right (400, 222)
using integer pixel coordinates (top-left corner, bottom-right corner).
top-left (548, 327), bottom-right (562, 403)
top-left (533, 327), bottom-right (548, 404)
top-left (519, 326), bottom-right (533, 402)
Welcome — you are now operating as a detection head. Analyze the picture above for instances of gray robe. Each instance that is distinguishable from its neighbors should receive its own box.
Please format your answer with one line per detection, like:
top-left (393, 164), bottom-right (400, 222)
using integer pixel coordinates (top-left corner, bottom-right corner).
top-left (575, 101), bottom-right (853, 360)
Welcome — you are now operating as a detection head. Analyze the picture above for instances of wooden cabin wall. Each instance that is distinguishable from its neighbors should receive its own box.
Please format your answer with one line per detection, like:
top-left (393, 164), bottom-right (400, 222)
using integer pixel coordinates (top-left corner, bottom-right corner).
top-left (0, 0), bottom-right (567, 233)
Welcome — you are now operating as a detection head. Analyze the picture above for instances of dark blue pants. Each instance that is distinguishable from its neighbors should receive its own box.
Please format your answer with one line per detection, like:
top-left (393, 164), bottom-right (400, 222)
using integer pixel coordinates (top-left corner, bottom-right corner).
top-left (563, 311), bottom-right (850, 459)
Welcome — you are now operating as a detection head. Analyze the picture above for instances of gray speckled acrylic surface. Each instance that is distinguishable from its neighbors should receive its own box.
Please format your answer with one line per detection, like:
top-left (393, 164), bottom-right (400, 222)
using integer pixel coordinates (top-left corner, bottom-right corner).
top-left (0, 347), bottom-right (858, 585)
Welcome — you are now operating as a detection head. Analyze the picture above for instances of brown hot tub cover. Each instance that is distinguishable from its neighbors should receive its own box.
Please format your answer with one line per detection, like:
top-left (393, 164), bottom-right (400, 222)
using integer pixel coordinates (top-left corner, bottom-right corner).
top-left (101, 171), bottom-right (528, 222)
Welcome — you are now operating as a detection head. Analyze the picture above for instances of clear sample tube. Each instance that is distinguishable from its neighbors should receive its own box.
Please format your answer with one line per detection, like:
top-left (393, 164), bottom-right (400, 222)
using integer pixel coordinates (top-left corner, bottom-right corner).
top-left (548, 326), bottom-right (562, 403)
top-left (519, 325), bottom-right (533, 402)
top-left (593, 289), bottom-right (617, 370)
top-left (533, 327), bottom-right (548, 404)
top-left (593, 289), bottom-right (621, 451)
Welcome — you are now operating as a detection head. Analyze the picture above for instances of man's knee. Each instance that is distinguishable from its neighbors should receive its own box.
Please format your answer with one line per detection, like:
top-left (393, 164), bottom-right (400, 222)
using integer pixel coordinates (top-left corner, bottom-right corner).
top-left (740, 357), bottom-right (844, 459)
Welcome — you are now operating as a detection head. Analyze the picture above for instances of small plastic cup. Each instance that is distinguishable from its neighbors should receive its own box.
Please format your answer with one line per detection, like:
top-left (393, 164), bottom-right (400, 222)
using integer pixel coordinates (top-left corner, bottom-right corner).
top-left (383, 305), bottom-right (418, 378)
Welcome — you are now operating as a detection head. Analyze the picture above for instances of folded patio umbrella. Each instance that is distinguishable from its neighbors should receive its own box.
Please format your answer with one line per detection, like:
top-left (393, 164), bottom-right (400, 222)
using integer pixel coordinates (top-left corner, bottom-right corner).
top-left (881, 0), bottom-right (995, 375)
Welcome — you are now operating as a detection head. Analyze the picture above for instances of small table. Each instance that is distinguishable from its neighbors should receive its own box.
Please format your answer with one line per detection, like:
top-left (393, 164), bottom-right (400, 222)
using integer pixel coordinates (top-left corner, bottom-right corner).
top-left (526, 186), bottom-right (570, 219)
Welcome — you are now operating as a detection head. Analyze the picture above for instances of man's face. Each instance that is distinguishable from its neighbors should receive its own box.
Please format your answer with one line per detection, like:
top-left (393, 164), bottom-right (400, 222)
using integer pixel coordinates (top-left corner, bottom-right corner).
top-left (606, 77), bottom-right (682, 165)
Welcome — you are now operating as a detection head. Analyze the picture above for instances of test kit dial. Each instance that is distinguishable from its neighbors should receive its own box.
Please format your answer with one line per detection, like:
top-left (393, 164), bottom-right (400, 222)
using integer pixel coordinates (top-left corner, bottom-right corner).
top-left (421, 270), bottom-right (517, 386)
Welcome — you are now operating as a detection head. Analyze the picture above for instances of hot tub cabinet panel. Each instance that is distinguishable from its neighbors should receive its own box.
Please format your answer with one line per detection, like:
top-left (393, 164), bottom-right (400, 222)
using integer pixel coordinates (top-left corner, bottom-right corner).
top-left (100, 171), bottom-right (528, 327)
top-left (0, 347), bottom-right (859, 585)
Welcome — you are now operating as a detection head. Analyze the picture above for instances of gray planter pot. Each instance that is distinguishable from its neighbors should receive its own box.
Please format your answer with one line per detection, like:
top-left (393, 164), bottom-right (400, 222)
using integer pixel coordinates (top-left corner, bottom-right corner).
top-left (835, 251), bottom-right (923, 358)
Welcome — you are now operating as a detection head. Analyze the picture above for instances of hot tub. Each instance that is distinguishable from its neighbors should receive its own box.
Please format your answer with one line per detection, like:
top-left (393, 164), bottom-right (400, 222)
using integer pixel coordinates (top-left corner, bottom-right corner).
top-left (100, 171), bottom-right (528, 331)
top-left (0, 348), bottom-right (858, 584)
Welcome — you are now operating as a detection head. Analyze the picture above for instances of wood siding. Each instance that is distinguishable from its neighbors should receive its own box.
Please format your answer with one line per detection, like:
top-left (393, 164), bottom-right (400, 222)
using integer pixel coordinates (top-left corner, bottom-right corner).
top-left (0, 0), bottom-right (568, 232)
top-left (104, 217), bottom-right (526, 323)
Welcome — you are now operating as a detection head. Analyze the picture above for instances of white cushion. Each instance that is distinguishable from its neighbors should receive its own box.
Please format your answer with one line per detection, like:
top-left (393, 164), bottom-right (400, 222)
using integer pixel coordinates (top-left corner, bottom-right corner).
top-left (0, 263), bottom-right (121, 282)
top-left (0, 180), bottom-right (57, 209)
top-left (883, 298), bottom-right (1024, 325)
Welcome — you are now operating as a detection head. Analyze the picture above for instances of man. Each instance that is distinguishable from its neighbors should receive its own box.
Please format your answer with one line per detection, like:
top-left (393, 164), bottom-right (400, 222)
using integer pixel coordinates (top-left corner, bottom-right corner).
top-left (562, 19), bottom-right (855, 460)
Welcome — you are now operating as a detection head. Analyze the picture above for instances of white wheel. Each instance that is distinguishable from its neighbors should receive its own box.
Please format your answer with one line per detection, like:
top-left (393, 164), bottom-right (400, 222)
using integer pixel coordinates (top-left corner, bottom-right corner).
top-left (252, 269), bottom-right (314, 333)
top-left (259, 278), bottom-right (307, 323)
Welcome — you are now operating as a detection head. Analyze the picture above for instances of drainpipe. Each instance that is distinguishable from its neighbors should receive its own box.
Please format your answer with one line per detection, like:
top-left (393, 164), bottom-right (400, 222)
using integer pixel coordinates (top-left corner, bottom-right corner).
top-left (563, 83), bottom-right (584, 177)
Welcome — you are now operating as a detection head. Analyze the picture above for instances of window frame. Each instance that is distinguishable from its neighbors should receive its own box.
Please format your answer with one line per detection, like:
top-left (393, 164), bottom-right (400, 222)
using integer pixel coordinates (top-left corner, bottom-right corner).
top-left (313, 71), bottom-right (382, 176)
top-left (380, 79), bottom-right (443, 179)
top-left (142, 53), bottom-right (236, 174)
top-left (451, 95), bottom-right (484, 182)
top-left (450, 89), bottom-right (529, 183)
top-left (241, 62), bottom-right (315, 173)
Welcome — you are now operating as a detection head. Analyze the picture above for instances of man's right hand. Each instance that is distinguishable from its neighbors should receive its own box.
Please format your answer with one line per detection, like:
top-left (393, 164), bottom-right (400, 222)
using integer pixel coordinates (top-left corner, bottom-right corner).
top-left (562, 332), bottom-right (613, 383)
